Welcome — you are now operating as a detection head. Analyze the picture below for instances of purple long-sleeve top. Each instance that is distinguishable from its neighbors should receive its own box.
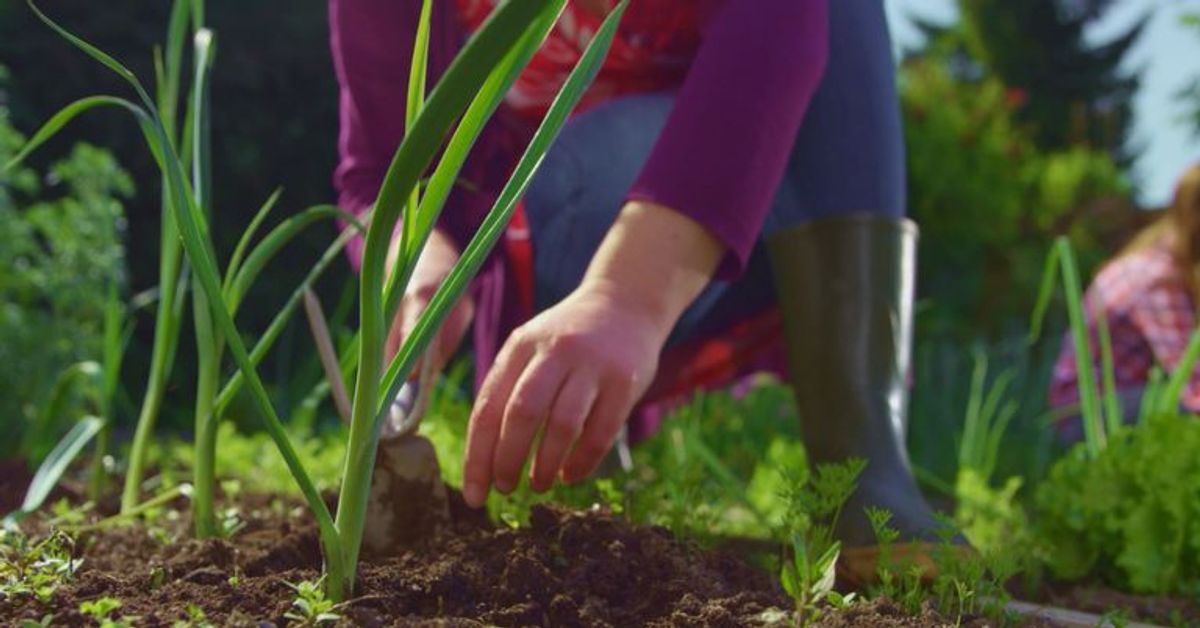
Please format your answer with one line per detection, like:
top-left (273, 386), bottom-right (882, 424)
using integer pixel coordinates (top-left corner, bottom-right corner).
top-left (331, 0), bottom-right (828, 278)
top-left (329, 0), bottom-right (829, 391)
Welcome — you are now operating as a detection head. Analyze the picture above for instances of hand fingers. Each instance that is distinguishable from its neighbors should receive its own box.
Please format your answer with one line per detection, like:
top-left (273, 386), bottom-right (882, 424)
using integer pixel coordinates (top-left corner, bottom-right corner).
top-left (491, 352), bottom-right (568, 494)
top-left (463, 334), bottom-right (533, 507)
top-left (561, 381), bottom-right (637, 484)
top-left (530, 370), bottom-right (597, 492)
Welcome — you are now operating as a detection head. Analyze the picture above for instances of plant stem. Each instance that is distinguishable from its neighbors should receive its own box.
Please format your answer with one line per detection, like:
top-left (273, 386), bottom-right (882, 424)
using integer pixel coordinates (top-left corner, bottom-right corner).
top-left (192, 294), bottom-right (220, 538)
top-left (121, 199), bottom-right (183, 512)
top-left (69, 483), bottom-right (193, 534)
top-left (190, 25), bottom-right (219, 540)
top-left (1056, 238), bottom-right (1105, 455)
top-left (86, 423), bottom-right (111, 502)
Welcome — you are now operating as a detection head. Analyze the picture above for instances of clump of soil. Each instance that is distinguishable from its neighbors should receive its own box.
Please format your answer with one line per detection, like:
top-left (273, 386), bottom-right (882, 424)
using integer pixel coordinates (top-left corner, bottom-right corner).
top-left (812, 599), bottom-right (1006, 627)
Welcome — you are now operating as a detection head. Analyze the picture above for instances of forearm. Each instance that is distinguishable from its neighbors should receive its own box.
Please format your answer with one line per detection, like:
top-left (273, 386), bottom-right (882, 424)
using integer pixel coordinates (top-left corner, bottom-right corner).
top-left (580, 200), bottom-right (724, 340)
top-left (627, 0), bottom-right (828, 279)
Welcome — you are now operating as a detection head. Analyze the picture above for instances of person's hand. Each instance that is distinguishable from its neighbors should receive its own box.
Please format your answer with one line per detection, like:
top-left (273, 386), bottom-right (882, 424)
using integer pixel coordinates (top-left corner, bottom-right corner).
top-left (386, 228), bottom-right (474, 374)
top-left (460, 200), bottom-right (726, 508)
top-left (461, 278), bottom-right (669, 506)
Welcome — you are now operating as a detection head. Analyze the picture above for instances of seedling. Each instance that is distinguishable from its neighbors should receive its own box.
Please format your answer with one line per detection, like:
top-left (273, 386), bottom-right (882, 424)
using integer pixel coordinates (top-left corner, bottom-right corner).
top-left (172, 604), bottom-right (215, 628)
top-left (778, 459), bottom-right (865, 626)
top-left (0, 529), bottom-right (82, 605)
top-left (283, 579), bottom-right (340, 626)
top-left (79, 597), bottom-right (134, 628)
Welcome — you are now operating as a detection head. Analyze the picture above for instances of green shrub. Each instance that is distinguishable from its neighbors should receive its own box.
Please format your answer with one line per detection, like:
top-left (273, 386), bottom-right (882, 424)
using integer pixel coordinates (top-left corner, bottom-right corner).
top-left (0, 107), bottom-right (130, 459)
top-left (901, 56), bottom-right (1129, 338)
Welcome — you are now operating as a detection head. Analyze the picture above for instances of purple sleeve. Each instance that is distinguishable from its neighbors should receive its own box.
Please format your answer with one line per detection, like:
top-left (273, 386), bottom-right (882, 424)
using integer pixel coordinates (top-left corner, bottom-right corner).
top-left (626, 0), bottom-right (830, 279)
top-left (328, 0), bottom-right (460, 270)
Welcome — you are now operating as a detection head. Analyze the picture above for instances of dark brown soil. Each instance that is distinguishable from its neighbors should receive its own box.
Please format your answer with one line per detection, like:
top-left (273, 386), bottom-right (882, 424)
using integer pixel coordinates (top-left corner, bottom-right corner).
top-left (0, 482), bottom-right (1062, 627)
top-left (0, 459), bottom-right (32, 515)
top-left (812, 598), bottom-right (1018, 627)
top-left (4, 486), bottom-right (800, 627)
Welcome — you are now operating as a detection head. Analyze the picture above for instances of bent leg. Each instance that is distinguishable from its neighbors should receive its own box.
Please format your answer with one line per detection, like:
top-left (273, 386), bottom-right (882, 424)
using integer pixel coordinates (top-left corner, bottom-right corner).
top-left (764, 0), bottom-right (905, 233)
top-left (765, 0), bottom-right (943, 552)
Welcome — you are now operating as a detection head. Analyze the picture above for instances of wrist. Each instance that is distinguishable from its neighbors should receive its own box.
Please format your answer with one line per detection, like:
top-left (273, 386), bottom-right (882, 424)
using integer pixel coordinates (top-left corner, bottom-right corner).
top-left (581, 200), bottom-right (724, 338)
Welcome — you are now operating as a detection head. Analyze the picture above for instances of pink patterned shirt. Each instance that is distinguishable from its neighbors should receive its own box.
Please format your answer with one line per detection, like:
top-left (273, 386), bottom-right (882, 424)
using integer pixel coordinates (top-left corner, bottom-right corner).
top-left (1050, 241), bottom-right (1200, 412)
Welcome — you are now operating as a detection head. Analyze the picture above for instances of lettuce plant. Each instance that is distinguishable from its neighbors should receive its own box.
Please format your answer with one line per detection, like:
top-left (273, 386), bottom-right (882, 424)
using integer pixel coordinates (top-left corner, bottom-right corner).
top-left (1030, 237), bottom-right (1200, 592)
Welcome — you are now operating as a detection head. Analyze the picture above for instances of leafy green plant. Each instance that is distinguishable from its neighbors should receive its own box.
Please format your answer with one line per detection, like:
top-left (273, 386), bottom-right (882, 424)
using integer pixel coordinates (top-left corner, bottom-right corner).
top-left (1035, 413), bottom-right (1200, 593)
top-left (79, 596), bottom-right (134, 628)
top-left (3, 417), bottom-right (103, 526)
top-left (1023, 237), bottom-right (1200, 594)
top-left (902, 54), bottom-right (1128, 338)
top-left (868, 509), bottom-right (1020, 625)
top-left (950, 349), bottom-right (1031, 557)
top-left (283, 579), bottom-right (340, 626)
top-left (865, 507), bottom-right (926, 613)
top-left (18, 615), bottom-right (54, 628)
top-left (777, 459), bottom-right (864, 626)
top-left (0, 529), bottom-right (81, 605)
top-left (172, 604), bottom-right (214, 628)
top-left (0, 107), bottom-right (130, 462)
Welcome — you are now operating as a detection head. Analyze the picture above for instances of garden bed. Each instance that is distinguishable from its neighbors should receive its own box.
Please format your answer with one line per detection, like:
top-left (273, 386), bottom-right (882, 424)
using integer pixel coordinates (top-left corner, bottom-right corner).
top-left (4, 478), bottom-right (783, 626)
top-left (0, 479), bottom-right (1048, 627)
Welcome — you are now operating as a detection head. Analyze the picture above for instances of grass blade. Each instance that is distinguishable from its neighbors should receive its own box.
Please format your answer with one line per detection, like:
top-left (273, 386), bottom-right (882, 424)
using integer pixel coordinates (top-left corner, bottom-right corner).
top-left (1096, 308), bottom-right (1123, 435)
top-left (1159, 326), bottom-right (1200, 415)
top-left (6, 417), bottom-right (104, 524)
top-left (189, 23), bottom-right (222, 539)
top-left (88, 283), bottom-right (128, 501)
top-left (213, 222), bottom-right (363, 414)
top-left (959, 349), bottom-right (987, 471)
top-left (159, 0), bottom-right (191, 139)
top-left (5, 95), bottom-right (148, 171)
top-left (384, 6), bottom-right (561, 320)
top-left (1028, 244), bottom-right (1062, 345)
top-left (192, 28), bottom-right (215, 213)
top-left (405, 0), bottom-right (432, 133)
top-left (26, 0), bottom-right (139, 88)
top-left (22, 361), bottom-right (103, 460)
top-left (1055, 238), bottom-right (1106, 455)
top-left (397, 0), bottom-right (434, 273)
top-left (224, 187), bottom-right (284, 290)
top-left (1142, 366), bottom-right (1167, 421)
top-left (224, 205), bottom-right (347, 312)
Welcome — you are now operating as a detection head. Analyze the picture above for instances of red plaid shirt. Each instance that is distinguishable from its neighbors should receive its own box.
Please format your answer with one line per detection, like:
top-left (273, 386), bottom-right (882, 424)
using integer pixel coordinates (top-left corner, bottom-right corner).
top-left (1050, 241), bottom-right (1200, 412)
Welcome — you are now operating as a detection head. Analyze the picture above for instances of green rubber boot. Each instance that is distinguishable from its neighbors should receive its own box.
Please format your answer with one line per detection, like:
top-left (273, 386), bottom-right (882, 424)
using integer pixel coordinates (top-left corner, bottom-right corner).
top-left (767, 215), bottom-right (944, 571)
